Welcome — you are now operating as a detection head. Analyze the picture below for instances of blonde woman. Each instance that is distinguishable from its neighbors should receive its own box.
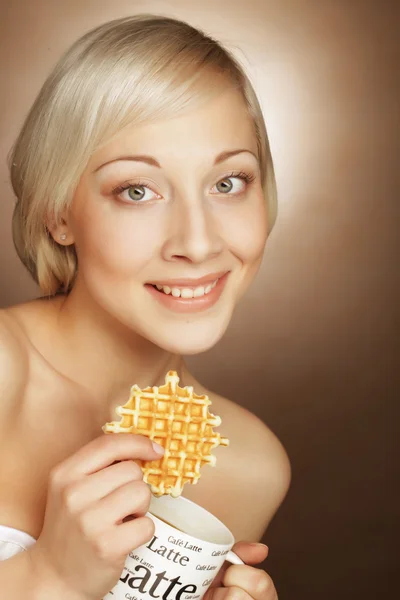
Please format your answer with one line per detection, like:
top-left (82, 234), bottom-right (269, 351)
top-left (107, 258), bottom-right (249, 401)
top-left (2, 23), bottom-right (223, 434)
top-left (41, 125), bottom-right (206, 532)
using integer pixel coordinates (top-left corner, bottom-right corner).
top-left (0, 14), bottom-right (290, 599)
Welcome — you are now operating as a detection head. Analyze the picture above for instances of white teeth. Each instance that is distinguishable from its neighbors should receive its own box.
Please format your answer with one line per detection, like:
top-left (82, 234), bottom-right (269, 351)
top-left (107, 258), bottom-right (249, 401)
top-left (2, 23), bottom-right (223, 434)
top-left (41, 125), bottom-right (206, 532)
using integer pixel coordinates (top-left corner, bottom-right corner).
top-left (180, 288), bottom-right (194, 299)
top-left (154, 279), bottom-right (219, 298)
top-left (193, 286), bottom-right (205, 298)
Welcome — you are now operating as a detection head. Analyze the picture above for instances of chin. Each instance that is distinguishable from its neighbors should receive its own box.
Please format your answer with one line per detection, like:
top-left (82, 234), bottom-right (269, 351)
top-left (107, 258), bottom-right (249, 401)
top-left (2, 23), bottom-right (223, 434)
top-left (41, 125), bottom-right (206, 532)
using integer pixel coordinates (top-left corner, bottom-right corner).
top-left (142, 313), bottom-right (232, 356)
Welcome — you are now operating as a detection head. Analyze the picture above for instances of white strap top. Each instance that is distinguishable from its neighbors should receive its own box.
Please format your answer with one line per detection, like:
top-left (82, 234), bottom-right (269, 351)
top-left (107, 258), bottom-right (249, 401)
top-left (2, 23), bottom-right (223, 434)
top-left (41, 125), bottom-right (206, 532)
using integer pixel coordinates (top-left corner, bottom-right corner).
top-left (0, 524), bottom-right (36, 560)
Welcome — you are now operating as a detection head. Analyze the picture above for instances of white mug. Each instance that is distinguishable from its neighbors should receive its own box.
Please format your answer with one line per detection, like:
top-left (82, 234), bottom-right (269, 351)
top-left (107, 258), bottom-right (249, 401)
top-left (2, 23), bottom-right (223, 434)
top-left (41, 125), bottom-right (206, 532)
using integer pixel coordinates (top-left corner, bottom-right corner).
top-left (104, 494), bottom-right (244, 600)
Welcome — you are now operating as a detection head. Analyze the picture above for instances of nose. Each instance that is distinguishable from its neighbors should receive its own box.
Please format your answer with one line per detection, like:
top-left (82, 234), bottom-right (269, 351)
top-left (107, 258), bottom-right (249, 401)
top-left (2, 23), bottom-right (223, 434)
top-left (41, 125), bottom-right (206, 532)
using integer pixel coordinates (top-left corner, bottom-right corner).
top-left (162, 197), bottom-right (224, 264)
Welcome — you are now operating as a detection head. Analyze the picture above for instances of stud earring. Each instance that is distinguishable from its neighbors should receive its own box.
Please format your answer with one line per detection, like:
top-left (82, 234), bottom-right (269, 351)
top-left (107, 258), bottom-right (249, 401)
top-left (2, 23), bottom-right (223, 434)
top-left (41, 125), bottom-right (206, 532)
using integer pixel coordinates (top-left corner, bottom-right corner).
top-left (60, 234), bottom-right (67, 241)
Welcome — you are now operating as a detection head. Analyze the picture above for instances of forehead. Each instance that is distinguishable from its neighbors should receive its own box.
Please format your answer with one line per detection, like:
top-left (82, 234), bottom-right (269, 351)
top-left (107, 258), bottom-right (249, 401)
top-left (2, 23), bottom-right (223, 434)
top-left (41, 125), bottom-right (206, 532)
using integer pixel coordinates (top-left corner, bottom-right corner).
top-left (88, 89), bottom-right (258, 171)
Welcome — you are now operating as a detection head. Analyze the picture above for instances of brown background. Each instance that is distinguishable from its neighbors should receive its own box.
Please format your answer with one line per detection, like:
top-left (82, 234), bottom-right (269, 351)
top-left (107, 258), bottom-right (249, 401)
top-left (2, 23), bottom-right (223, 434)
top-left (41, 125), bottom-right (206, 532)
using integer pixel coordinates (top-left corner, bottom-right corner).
top-left (1, 1), bottom-right (398, 598)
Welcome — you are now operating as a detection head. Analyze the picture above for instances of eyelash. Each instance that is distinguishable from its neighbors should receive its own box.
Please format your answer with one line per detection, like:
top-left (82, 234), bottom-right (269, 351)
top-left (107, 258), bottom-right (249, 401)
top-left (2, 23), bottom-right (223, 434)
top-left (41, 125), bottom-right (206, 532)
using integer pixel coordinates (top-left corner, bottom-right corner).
top-left (111, 170), bottom-right (256, 203)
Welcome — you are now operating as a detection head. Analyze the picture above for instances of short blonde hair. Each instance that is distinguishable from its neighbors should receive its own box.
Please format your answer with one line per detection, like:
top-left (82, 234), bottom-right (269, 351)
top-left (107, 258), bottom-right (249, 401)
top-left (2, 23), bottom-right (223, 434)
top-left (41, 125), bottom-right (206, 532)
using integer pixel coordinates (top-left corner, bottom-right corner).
top-left (8, 14), bottom-right (277, 296)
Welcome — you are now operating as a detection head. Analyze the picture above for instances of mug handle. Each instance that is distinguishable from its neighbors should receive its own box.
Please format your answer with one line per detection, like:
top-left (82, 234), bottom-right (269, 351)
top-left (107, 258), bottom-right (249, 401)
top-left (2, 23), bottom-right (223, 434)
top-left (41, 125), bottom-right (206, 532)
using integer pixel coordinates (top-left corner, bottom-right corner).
top-left (226, 550), bottom-right (245, 565)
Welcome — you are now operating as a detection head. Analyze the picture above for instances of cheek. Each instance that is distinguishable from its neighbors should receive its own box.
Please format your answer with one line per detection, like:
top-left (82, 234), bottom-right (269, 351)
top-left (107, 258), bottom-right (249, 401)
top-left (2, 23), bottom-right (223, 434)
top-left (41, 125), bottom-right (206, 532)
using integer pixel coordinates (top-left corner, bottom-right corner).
top-left (70, 199), bottom-right (164, 278)
top-left (220, 197), bottom-right (268, 263)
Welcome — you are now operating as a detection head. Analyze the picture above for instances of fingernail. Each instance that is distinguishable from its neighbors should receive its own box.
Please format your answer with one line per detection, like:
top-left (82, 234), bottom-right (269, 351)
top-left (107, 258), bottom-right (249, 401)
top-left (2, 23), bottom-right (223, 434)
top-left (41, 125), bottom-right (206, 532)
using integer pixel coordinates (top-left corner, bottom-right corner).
top-left (250, 543), bottom-right (269, 550)
top-left (152, 441), bottom-right (165, 455)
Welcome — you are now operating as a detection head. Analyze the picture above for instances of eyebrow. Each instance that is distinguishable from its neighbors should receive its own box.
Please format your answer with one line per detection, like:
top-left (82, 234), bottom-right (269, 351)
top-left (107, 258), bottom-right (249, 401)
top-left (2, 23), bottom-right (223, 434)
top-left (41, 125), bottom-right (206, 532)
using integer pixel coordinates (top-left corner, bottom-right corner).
top-left (93, 148), bottom-right (258, 173)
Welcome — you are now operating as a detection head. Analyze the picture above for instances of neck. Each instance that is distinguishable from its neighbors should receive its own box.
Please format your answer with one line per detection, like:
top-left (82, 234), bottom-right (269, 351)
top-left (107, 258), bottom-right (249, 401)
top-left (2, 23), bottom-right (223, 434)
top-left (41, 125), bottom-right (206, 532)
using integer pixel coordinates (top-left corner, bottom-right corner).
top-left (52, 283), bottom-right (184, 406)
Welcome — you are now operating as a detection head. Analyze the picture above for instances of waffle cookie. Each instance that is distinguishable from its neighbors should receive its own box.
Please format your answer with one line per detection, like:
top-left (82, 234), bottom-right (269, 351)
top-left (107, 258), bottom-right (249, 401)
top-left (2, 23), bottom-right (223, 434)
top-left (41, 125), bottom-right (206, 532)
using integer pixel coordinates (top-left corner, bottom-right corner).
top-left (102, 370), bottom-right (229, 497)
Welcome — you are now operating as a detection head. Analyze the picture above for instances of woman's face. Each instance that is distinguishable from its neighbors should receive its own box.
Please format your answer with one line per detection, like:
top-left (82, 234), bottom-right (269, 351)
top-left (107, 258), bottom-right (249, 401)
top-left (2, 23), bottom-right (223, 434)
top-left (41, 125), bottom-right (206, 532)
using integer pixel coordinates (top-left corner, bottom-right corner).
top-left (67, 89), bottom-right (268, 354)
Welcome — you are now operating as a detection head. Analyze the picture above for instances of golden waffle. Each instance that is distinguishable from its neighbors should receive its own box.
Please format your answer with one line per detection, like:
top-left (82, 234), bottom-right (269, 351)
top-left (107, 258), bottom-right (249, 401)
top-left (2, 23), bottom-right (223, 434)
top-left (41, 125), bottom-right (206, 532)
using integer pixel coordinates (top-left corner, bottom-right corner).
top-left (102, 370), bottom-right (229, 497)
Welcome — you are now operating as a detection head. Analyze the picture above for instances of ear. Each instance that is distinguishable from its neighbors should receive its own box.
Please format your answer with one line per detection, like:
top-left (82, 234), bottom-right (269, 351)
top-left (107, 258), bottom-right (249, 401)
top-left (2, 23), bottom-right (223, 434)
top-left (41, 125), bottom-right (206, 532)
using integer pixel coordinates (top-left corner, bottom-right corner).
top-left (46, 212), bottom-right (75, 246)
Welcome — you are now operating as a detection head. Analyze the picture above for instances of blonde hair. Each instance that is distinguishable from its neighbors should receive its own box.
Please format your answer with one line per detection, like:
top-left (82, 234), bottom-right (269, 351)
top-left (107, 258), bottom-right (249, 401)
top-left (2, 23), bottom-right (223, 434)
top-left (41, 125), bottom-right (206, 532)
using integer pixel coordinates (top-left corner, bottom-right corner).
top-left (8, 14), bottom-right (277, 296)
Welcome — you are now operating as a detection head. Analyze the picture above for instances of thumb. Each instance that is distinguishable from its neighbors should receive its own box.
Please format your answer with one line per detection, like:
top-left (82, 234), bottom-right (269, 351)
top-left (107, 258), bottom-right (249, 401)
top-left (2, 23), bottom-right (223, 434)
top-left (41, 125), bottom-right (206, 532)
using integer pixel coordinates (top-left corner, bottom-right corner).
top-left (231, 541), bottom-right (269, 565)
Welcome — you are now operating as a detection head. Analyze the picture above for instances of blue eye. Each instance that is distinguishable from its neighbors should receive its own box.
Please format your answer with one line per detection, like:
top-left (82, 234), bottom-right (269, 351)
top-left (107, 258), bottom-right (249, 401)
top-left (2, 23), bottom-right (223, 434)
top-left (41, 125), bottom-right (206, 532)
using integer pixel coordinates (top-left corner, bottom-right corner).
top-left (112, 181), bottom-right (160, 204)
top-left (212, 171), bottom-right (256, 196)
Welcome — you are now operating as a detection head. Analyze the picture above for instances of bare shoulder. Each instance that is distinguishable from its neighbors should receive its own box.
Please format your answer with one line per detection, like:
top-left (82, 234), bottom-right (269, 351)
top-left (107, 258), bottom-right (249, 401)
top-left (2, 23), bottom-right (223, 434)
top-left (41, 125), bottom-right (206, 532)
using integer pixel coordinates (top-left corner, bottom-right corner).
top-left (213, 391), bottom-right (291, 531)
top-left (181, 367), bottom-right (291, 540)
top-left (0, 308), bottom-right (29, 414)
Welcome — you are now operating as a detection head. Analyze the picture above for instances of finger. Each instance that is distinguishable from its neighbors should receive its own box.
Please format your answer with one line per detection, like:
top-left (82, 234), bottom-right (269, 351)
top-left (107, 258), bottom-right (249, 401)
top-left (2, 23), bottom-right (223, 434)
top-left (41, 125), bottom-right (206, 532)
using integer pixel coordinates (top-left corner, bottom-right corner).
top-left (231, 541), bottom-right (269, 564)
top-left (223, 565), bottom-right (277, 600)
top-left (82, 480), bottom-right (152, 534)
top-left (103, 515), bottom-right (156, 560)
top-left (207, 542), bottom-right (269, 590)
top-left (52, 433), bottom-right (164, 482)
top-left (207, 562), bottom-right (229, 590)
top-left (205, 585), bottom-right (251, 599)
top-left (61, 460), bottom-right (144, 513)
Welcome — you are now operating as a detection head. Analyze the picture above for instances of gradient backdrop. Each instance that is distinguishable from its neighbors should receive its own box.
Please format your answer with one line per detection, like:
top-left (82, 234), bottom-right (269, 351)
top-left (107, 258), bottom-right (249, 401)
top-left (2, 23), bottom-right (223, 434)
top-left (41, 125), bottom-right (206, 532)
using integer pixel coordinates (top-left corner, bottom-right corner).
top-left (0, 2), bottom-right (398, 599)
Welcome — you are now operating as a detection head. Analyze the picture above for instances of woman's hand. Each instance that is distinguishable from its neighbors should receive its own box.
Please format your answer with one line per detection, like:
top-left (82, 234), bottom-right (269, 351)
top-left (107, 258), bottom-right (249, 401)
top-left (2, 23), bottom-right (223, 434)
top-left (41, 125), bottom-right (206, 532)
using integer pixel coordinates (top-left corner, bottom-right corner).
top-left (29, 433), bottom-right (165, 600)
top-left (204, 541), bottom-right (278, 599)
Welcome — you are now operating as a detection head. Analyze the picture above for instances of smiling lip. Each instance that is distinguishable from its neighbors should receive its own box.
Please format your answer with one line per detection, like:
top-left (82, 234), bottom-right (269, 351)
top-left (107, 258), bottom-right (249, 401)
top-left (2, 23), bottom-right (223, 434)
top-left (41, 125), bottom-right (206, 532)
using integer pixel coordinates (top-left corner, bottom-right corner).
top-left (145, 272), bottom-right (230, 313)
top-left (148, 271), bottom-right (229, 288)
